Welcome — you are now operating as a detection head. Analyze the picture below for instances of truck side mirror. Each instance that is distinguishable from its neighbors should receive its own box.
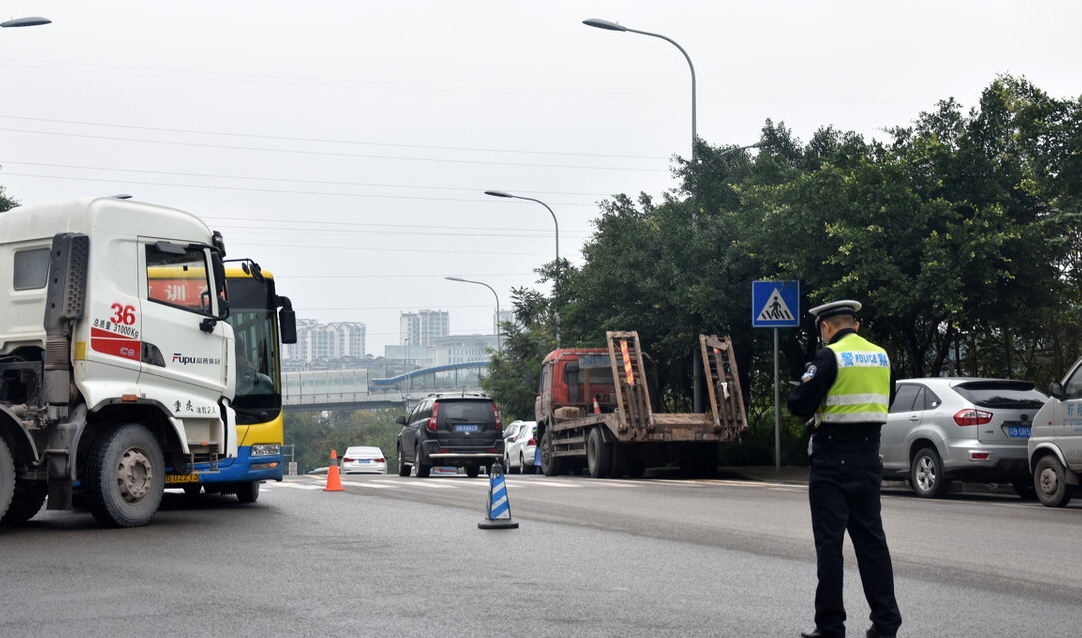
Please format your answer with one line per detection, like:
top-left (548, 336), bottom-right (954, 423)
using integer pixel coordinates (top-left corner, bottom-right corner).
top-left (1049, 381), bottom-right (1065, 400)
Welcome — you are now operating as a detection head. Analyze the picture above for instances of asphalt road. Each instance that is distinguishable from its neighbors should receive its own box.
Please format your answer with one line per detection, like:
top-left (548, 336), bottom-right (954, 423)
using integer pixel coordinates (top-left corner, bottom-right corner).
top-left (0, 473), bottom-right (1079, 637)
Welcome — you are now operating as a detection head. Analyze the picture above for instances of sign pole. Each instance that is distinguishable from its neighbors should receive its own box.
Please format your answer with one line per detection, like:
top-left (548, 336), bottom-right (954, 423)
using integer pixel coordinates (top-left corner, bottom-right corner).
top-left (751, 280), bottom-right (800, 474)
top-left (774, 327), bottom-right (780, 472)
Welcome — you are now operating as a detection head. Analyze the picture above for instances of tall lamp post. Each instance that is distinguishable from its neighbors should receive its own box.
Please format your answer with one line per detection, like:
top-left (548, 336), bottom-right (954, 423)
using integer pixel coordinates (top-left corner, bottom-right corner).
top-left (445, 276), bottom-right (501, 353)
top-left (583, 18), bottom-right (696, 157)
top-left (1, 17), bottom-right (51, 28)
top-left (586, 17), bottom-right (708, 411)
top-left (484, 190), bottom-right (559, 264)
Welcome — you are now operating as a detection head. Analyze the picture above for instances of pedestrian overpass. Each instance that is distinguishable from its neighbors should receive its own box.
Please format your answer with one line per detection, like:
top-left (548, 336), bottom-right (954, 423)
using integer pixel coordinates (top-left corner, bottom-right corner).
top-left (282, 361), bottom-right (488, 412)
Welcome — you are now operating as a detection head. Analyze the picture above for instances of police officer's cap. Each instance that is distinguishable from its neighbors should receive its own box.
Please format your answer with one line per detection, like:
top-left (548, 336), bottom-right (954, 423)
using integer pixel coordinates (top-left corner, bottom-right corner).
top-left (809, 299), bottom-right (861, 321)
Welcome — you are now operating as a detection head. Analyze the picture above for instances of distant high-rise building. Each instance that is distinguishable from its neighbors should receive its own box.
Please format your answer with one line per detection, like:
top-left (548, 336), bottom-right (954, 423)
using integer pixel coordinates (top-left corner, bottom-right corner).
top-left (283, 319), bottom-right (366, 363)
top-left (400, 309), bottom-right (449, 347)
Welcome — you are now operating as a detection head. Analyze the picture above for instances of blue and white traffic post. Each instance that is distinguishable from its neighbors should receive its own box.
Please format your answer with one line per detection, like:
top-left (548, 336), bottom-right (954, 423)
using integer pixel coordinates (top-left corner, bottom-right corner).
top-left (752, 280), bottom-right (800, 472)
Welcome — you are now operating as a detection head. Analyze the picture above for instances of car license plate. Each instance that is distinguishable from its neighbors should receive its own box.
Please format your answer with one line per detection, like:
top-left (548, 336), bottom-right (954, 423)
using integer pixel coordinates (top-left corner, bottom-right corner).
top-left (359, 459), bottom-right (371, 463)
top-left (1007, 425), bottom-right (1031, 438)
top-left (455, 424), bottom-right (480, 433)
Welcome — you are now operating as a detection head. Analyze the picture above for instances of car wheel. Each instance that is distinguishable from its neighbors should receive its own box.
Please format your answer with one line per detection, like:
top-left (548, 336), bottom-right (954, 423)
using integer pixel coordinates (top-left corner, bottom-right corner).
top-left (414, 446), bottom-right (430, 478)
top-left (586, 427), bottom-right (612, 478)
top-left (1034, 455), bottom-right (1075, 507)
top-left (397, 447), bottom-right (410, 477)
top-left (910, 447), bottom-right (951, 498)
top-left (520, 453), bottom-right (531, 475)
top-left (504, 454), bottom-right (511, 474)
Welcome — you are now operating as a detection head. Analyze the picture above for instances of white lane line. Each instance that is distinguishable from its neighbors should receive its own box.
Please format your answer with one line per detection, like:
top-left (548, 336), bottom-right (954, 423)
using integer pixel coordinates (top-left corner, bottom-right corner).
top-left (341, 480), bottom-right (398, 489)
top-left (505, 479), bottom-right (581, 488)
top-left (267, 482), bottom-right (323, 490)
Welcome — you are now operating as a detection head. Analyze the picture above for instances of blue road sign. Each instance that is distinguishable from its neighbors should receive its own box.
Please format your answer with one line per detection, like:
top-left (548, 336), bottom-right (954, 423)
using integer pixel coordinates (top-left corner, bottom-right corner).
top-left (752, 280), bottom-right (800, 328)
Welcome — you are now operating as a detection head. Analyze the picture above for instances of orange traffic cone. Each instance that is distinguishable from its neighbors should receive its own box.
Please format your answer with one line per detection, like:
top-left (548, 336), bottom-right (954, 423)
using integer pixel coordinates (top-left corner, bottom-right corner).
top-left (324, 449), bottom-right (344, 492)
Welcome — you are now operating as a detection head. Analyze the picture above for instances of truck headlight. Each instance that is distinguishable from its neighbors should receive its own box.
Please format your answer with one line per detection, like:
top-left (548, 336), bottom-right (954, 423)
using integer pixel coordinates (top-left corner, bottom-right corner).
top-left (251, 444), bottom-right (281, 457)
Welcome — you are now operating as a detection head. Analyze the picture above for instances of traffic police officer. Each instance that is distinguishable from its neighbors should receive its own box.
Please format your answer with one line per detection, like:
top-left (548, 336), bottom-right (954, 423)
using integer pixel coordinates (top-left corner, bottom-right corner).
top-left (787, 300), bottom-right (902, 638)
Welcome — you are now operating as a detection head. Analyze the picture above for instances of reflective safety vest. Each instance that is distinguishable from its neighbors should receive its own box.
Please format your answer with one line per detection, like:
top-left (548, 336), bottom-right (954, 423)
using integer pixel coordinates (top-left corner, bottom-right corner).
top-left (815, 333), bottom-right (891, 426)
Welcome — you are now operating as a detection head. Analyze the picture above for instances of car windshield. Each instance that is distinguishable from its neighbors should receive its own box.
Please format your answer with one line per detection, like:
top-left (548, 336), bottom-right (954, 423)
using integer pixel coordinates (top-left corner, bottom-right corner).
top-left (953, 382), bottom-right (1046, 409)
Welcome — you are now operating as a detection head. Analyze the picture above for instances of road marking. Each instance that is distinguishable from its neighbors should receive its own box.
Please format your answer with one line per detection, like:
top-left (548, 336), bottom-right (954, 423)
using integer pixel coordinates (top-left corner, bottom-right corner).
top-left (269, 482), bottom-right (323, 490)
top-left (341, 480), bottom-right (398, 489)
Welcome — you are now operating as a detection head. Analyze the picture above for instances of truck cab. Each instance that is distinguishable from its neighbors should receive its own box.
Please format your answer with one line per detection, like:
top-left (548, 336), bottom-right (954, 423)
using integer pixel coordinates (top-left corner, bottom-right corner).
top-left (0, 196), bottom-right (237, 527)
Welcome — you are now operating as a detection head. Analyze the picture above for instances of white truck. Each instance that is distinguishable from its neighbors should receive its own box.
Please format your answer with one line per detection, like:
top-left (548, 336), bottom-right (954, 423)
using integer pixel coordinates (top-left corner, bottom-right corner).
top-left (1029, 356), bottom-right (1082, 507)
top-left (0, 196), bottom-right (239, 527)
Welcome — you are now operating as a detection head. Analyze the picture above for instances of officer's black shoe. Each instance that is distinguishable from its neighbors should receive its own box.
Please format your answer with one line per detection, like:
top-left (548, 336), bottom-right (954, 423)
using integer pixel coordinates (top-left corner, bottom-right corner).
top-left (866, 627), bottom-right (896, 638)
top-left (801, 629), bottom-right (839, 638)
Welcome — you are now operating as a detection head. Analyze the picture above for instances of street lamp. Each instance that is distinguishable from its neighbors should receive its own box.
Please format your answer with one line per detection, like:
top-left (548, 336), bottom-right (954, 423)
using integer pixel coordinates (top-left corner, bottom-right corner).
top-left (584, 18), bottom-right (696, 156)
top-left (1, 17), bottom-right (51, 28)
top-left (484, 190), bottom-right (559, 263)
top-left (445, 276), bottom-right (501, 353)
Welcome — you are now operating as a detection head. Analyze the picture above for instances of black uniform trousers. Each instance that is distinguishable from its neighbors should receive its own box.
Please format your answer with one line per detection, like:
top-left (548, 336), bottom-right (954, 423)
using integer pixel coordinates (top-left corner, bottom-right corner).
top-left (808, 431), bottom-right (901, 638)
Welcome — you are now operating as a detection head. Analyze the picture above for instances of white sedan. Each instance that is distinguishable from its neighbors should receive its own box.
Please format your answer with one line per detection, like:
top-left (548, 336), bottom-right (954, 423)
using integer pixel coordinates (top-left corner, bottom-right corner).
top-left (505, 421), bottom-right (538, 474)
top-left (340, 446), bottom-right (387, 474)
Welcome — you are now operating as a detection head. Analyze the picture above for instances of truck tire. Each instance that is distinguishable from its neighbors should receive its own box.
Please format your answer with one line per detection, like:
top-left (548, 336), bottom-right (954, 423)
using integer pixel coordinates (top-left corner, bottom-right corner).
top-left (2, 479), bottom-right (47, 524)
top-left (236, 480), bottom-right (260, 503)
top-left (586, 427), bottom-right (612, 478)
top-left (1034, 455), bottom-right (1075, 508)
top-left (540, 429), bottom-right (562, 476)
top-left (84, 424), bottom-right (165, 528)
top-left (0, 437), bottom-right (14, 522)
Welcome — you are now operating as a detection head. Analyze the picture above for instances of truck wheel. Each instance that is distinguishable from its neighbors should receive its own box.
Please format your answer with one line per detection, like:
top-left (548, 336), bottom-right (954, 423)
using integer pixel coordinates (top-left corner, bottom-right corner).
top-left (236, 480), bottom-right (260, 503)
top-left (586, 428), bottom-right (612, 478)
top-left (84, 424), bottom-right (165, 528)
top-left (2, 479), bottom-right (47, 524)
top-left (0, 437), bottom-right (14, 522)
top-left (540, 429), bottom-right (562, 476)
top-left (414, 445), bottom-right (431, 478)
top-left (182, 485), bottom-right (202, 496)
top-left (466, 465), bottom-right (480, 478)
top-left (1034, 455), bottom-right (1075, 507)
top-left (910, 447), bottom-right (951, 498)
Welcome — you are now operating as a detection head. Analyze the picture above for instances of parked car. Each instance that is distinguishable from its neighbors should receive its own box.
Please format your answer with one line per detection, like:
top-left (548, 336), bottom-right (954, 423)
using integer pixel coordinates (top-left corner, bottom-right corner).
top-left (506, 420), bottom-right (539, 474)
top-left (881, 378), bottom-right (1046, 498)
top-left (1029, 356), bottom-right (1082, 507)
top-left (502, 420), bottom-right (527, 469)
top-left (395, 391), bottom-right (504, 478)
top-left (340, 446), bottom-right (387, 474)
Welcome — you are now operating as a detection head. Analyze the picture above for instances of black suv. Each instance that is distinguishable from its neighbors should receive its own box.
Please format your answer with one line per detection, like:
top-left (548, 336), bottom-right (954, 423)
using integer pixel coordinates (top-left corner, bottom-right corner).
top-left (395, 392), bottom-right (504, 478)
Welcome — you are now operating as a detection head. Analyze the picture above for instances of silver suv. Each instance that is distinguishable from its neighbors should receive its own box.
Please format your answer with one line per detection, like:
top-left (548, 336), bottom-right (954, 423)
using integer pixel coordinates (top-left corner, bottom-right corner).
top-left (881, 378), bottom-right (1046, 498)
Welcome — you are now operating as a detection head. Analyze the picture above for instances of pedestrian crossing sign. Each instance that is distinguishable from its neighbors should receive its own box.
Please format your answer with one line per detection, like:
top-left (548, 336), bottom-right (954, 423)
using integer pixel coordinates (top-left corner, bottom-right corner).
top-left (752, 280), bottom-right (800, 328)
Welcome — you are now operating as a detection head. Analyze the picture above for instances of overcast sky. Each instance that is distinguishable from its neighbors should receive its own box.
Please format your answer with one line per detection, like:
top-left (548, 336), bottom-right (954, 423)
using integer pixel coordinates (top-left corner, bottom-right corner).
top-left (3, 1), bottom-right (1081, 355)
